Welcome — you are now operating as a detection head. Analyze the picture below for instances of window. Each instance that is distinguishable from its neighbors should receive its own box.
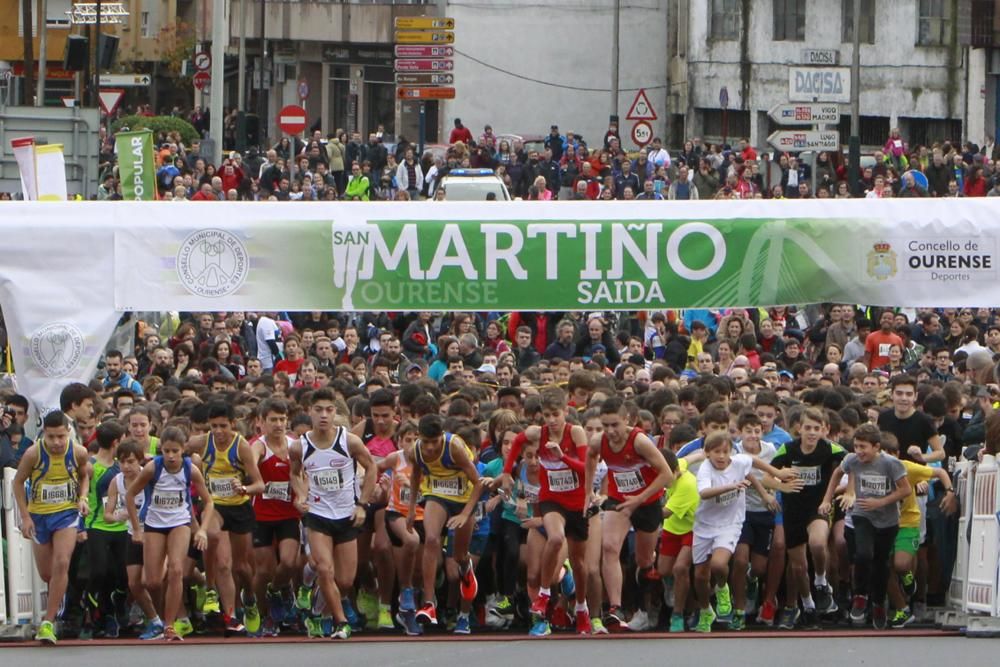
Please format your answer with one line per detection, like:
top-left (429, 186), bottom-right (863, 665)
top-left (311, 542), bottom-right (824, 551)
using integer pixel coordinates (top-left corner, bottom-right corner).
top-left (773, 0), bottom-right (806, 42)
top-left (842, 0), bottom-right (875, 44)
top-left (710, 0), bottom-right (739, 41)
top-left (917, 0), bottom-right (951, 46)
top-left (140, 12), bottom-right (150, 38)
top-left (18, 0), bottom-right (72, 36)
top-left (670, 0), bottom-right (688, 57)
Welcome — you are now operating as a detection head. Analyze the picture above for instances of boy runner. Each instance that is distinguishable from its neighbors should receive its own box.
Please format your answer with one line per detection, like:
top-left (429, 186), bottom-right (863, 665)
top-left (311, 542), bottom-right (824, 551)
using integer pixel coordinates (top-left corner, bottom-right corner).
top-left (657, 450), bottom-right (699, 632)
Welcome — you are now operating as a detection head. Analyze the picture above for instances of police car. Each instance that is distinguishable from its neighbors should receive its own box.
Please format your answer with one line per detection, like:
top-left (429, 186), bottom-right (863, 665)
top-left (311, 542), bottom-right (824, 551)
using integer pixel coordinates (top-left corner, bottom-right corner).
top-left (437, 168), bottom-right (511, 201)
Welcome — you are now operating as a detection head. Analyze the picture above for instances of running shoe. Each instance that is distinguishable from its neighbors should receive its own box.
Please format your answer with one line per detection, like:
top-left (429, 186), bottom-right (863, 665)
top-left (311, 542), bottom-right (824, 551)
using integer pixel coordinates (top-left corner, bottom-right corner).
top-left (576, 608), bottom-right (592, 635)
top-left (776, 607), bottom-right (799, 630)
top-left (399, 587), bottom-right (417, 613)
top-left (35, 620), bottom-right (57, 645)
top-left (551, 606), bottom-right (572, 630)
top-left (801, 608), bottom-right (819, 629)
top-left (890, 607), bottom-right (914, 629)
top-left (628, 610), bottom-right (652, 632)
top-left (304, 616), bottom-right (326, 638)
top-left (261, 617), bottom-right (279, 637)
top-left (266, 584), bottom-right (286, 623)
top-left (714, 583), bottom-right (733, 622)
top-left (139, 620), bottom-right (165, 640)
top-left (850, 595), bottom-right (868, 626)
top-left (416, 602), bottom-right (438, 625)
top-left (192, 585), bottom-right (209, 614)
top-left (397, 611), bottom-right (423, 636)
top-left (103, 615), bottom-right (120, 639)
top-left (444, 608), bottom-right (458, 632)
top-left (695, 606), bottom-right (716, 633)
top-left (872, 604), bottom-right (887, 630)
top-left (357, 590), bottom-right (378, 630)
top-left (591, 617), bottom-right (609, 635)
top-left (459, 560), bottom-right (479, 602)
top-left (174, 617), bottom-right (194, 639)
top-left (202, 589), bottom-right (221, 615)
top-left (454, 613), bottom-right (471, 635)
top-left (296, 585), bottom-right (313, 612)
top-left (529, 593), bottom-right (551, 619)
top-left (560, 563), bottom-right (576, 599)
top-left (223, 614), bottom-right (246, 635)
top-left (814, 584), bottom-right (837, 614)
top-left (343, 597), bottom-right (365, 632)
top-left (669, 614), bottom-right (685, 633)
top-left (662, 576), bottom-right (675, 609)
top-left (729, 610), bottom-right (745, 631)
top-left (529, 619), bottom-right (552, 637)
top-left (756, 599), bottom-right (778, 626)
top-left (244, 602), bottom-right (262, 636)
top-left (901, 572), bottom-right (917, 600)
top-left (492, 595), bottom-right (514, 618)
top-left (604, 605), bottom-right (628, 632)
top-left (377, 606), bottom-right (395, 630)
top-left (331, 622), bottom-right (352, 640)
top-left (163, 625), bottom-right (182, 641)
top-left (745, 577), bottom-right (760, 616)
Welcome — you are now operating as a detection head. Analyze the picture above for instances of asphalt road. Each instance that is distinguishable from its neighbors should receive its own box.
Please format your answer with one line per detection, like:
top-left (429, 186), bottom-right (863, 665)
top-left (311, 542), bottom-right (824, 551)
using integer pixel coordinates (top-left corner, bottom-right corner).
top-left (0, 632), bottom-right (989, 667)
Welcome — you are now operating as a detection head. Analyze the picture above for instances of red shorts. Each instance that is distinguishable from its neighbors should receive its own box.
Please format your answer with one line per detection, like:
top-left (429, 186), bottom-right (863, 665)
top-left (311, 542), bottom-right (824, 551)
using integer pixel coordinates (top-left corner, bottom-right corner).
top-left (659, 529), bottom-right (693, 557)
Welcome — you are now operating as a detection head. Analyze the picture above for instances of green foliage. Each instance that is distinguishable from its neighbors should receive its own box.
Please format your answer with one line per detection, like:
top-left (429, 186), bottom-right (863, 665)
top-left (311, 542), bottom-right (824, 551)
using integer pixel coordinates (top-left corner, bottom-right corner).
top-left (111, 115), bottom-right (200, 144)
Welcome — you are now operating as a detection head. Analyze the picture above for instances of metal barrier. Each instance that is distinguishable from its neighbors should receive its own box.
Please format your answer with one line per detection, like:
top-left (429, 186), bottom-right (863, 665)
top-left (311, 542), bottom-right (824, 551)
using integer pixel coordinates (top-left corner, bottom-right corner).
top-left (1, 467), bottom-right (46, 625)
top-left (949, 459), bottom-right (975, 612)
top-left (965, 455), bottom-right (999, 617)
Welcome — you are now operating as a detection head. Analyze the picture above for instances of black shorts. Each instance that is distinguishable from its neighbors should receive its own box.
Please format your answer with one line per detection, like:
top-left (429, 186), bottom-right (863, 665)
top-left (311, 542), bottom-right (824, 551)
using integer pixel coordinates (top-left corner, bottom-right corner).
top-left (364, 502), bottom-right (389, 532)
top-left (602, 498), bottom-right (663, 534)
top-left (538, 501), bottom-right (589, 542)
top-left (253, 518), bottom-right (301, 548)
top-left (384, 511), bottom-right (424, 548)
top-left (303, 513), bottom-right (358, 546)
top-left (738, 511), bottom-right (775, 556)
top-left (126, 538), bottom-right (144, 566)
top-left (424, 495), bottom-right (467, 519)
top-left (217, 503), bottom-right (256, 535)
top-left (784, 514), bottom-right (828, 550)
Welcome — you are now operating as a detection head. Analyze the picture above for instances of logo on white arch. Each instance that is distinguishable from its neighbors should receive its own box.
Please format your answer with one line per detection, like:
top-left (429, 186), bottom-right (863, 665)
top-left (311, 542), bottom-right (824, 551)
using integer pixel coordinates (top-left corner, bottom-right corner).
top-left (176, 229), bottom-right (249, 298)
top-left (30, 323), bottom-right (85, 377)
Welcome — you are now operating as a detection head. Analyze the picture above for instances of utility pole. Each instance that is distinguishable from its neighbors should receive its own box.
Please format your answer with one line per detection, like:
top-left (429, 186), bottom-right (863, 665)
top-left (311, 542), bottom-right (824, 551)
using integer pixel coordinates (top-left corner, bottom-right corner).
top-left (93, 0), bottom-right (102, 108)
top-left (236, 0), bottom-right (247, 151)
top-left (848, 0), bottom-right (861, 194)
top-left (209, 0), bottom-right (226, 165)
top-left (22, 0), bottom-right (34, 105)
top-left (37, 0), bottom-right (47, 106)
top-left (611, 0), bottom-right (620, 119)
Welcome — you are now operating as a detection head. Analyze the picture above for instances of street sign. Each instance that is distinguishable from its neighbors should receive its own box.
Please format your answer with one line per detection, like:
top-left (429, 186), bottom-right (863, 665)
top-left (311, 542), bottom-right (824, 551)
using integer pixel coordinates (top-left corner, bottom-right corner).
top-left (298, 79), bottom-right (310, 100)
top-left (277, 105), bottom-right (308, 135)
top-left (194, 51), bottom-right (211, 71)
top-left (767, 103), bottom-right (841, 125)
top-left (625, 88), bottom-right (657, 121)
top-left (193, 71), bottom-right (210, 91)
top-left (99, 73), bottom-right (151, 87)
top-left (788, 66), bottom-right (851, 103)
top-left (98, 88), bottom-right (124, 114)
top-left (394, 45), bottom-right (454, 58)
top-left (396, 87), bottom-right (456, 100)
top-left (394, 59), bottom-right (453, 72)
top-left (395, 73), bottom-right (454, 86)
top-left (394, 30), bottom-right (454, 44)
top-left (61, 97), bottom-right (77, 108)
top-left (631, 121), bottom-right (652, 147)
top-left (394, 17), bottom-right (455, 30)
top-left (767, 130), bottom-right (840, 152)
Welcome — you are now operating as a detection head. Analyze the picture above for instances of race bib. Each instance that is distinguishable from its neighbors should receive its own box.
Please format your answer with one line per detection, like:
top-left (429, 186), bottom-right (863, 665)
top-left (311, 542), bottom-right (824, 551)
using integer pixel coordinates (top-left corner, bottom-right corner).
top-left (524, 483), bottom-right (540, 504)
top-left (859, 473), bottom-right (889, 496)
top-left (209, 477), bottom-right (239, 498)
top-left (263, 481), bottom-right (291, 502)
top-left (40, 482), bottom-right (74, 505)
top-left (400, 486), bottom-right (422, 505)
top-left (311, 469), bottom-right (345, 492)
top-left (792, 465), bottom-right (821, 486)
top-left (547, 469), bottom-right (578, 492)
top-left (473, 501), bottom-right (486, 522)
top-left (716, 489), bottom-right (740, 506)
top-left (430, 477), bottom-right (463, 497)
top-left (103, 494), bottom-right (125, 516)
top-left (151, 490), bottom-right (183, 509)
top-left (613, 471), bottom-right (644, 494)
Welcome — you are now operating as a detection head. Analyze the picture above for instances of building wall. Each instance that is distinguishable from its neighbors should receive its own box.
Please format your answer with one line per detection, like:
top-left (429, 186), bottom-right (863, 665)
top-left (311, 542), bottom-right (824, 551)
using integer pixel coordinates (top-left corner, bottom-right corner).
top-left (443, 0), bottom-right (670, 149)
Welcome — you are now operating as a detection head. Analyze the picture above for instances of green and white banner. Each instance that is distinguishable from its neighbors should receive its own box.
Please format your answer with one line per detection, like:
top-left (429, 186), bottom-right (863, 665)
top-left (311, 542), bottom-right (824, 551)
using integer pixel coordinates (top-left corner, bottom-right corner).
top-left (114, 129), bottom-right (156, 201)
top-left (1, 199), bottom-right (999, 413)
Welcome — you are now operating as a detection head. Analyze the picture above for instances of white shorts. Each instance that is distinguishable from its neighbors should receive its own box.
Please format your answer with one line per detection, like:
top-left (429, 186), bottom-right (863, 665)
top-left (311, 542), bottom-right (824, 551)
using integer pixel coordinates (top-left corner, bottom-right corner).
top-left (692, 527), bottom-right (741, 565)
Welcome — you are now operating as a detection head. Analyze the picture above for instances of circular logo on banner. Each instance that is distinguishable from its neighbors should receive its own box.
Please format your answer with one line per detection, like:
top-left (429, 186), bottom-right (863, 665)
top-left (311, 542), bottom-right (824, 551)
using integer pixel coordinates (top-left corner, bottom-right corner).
top-left (176, 229), bottom-right (249, 298)
top-left (30, 323), bottom-right (85, 377)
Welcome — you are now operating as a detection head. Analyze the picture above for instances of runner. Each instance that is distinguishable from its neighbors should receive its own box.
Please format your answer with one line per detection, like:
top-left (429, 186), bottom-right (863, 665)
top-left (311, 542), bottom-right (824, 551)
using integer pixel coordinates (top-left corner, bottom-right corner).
top-left (657, 449), bottom-right (699, 632)
top-left (289, 387), bottom-right (377, 640)
top-left (501, 388), bottom-right (592, 636)
top-left (12, 411), bottom-right (92, 645)
top-left (126, 427), bottom-right (215, 640)
top-left (586, 397), bottom-right (673, 632)
top-left (187, 401), bottom-right (264, 634)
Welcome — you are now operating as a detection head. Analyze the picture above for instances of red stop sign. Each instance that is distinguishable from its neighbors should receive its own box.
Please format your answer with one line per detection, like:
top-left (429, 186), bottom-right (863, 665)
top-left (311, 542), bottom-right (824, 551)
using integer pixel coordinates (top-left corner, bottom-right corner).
top-left (277, 105), bottom-right (307, 135)
top-left (193, 71), bottom-right (210, 91)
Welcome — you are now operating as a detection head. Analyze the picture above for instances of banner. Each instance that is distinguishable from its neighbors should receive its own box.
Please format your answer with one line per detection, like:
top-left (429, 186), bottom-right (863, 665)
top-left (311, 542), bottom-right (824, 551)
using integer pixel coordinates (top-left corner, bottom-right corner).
top-left (10, 137), bottom-right (37, 200)
top-left (114, 129), bottom-right (156, 201)
top-left (2, 199), bottom-right (1000, 413)
top-left (34, 144), bottom-right (68, 202)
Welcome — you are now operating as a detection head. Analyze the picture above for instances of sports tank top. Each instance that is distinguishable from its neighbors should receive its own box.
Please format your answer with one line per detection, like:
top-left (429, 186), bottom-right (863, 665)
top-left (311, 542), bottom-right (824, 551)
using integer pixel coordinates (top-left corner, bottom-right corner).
top-left (302, 427), bottom-right (357, 521)
top-left (363, 417), bottom-right (398, 459)
top-left (254, 435), bottom-right (299, 522)
top-left (203, 433), bottom-right (249, 507)
top-left (114, 472), bottom-right (146, 535)
top-left (387, 453), bottom-right (424, 520)
top-left (414, 433), bottom-right (473, 503)
top-left (28, 441), bottom-right (79, 515)
top-left (602, 427), bottom-right (662, 505)
top-left (141, 457), bottom-right (193, 529)
top-left (537, 423), bottom-right (586, 510)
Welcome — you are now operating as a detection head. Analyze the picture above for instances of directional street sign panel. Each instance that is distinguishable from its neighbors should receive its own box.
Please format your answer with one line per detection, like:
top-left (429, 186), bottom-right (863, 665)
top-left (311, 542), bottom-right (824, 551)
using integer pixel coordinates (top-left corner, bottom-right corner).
top-left (397, 87), bottom-right (456, 100)
top-left (395, 73), bottom-right (455, 86)
top-left (394, 17), bottom-right (455, 30)
top-left (394, 45), bottom-right (454, 58)
top-left (394, 30), bottom-right (454, 44)
top-left (767, 103), bottom-right (841, 125)
top-left (626, 88), bottom-right (657, 121)
top-left (767, 130), bottom-right (840, 152)
top-left (99, 73), bottom-right (151, 87)
top-left (98, 88), bottom-right (124, 114)
top-left (394, 59), bottom-right (453, 72)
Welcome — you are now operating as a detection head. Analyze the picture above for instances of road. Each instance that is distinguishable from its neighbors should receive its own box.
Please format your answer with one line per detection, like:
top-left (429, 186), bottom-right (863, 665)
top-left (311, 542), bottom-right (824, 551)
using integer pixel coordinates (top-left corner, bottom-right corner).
top-left (0, 631), bottom-right (989, 667)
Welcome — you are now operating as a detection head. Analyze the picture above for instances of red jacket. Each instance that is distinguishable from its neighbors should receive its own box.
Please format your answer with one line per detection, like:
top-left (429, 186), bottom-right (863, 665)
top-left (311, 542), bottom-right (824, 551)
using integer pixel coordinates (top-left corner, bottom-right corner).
top-left (449, 127), bottom-right (473, 145)
top-left (220, 165), bottom-right (244, 193)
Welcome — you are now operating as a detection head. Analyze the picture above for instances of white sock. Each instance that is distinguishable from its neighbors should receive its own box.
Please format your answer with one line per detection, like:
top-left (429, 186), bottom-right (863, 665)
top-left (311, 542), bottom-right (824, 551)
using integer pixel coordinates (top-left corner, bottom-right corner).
top-left (539, 587), bottom-right (551, 598)
top-left (303, 563), bottom-right (317, 588)
top-left (575, 602), bottom-right (588, 613)
top-left (151, 615), bottom-right (162, 625)
top-left (814, 573), bottom-right (828, 588)
top-left (801, 595), bottom-right (815, 611)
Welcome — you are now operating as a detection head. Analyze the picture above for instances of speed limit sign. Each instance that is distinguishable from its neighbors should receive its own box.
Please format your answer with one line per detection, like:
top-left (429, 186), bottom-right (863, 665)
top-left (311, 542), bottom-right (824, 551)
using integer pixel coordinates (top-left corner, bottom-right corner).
top-left (631, 121), bottom-right (653, 147)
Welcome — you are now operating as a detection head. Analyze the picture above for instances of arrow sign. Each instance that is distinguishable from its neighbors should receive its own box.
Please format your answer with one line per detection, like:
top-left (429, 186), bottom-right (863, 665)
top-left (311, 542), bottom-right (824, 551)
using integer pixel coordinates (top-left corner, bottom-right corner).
top-left (626, 88), bottom-right (657, 121)
top-left (396, 87), bottom-right (456, 100)
top-left (395, 73), bottom-right (455, 85)
top-left (394, 59), bottom-right (453, 72)
top-left (98, 88), bottom-right (124, 114)
top-left (767, 130), bottom-right (840, 152)
top-left (394, 30), bottom-right (455, 44)
top-left (395, 45), bottom-right (454, 58)
top-left (767, 103), bottom-right (841, 126)
top-left (394, 17), bottom-right (455, 30)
